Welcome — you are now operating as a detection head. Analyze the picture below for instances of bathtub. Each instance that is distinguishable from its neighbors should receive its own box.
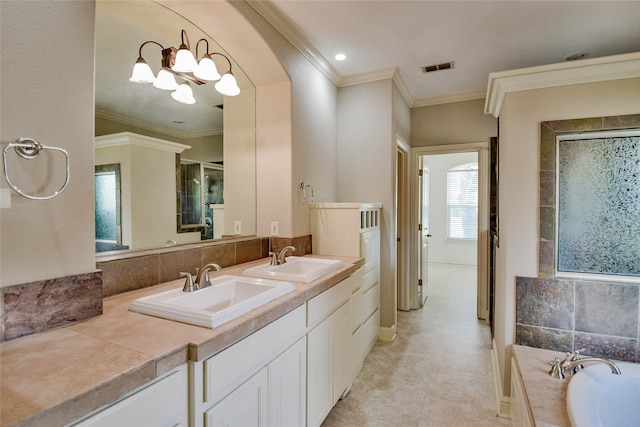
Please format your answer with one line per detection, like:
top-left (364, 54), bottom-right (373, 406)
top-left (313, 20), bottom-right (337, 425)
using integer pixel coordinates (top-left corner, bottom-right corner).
top-left (566, 360), bottom-right (640, 427)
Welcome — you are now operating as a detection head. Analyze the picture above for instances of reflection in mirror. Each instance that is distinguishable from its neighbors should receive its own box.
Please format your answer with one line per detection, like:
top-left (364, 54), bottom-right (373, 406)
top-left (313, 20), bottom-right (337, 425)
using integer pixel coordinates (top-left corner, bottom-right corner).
top-left (95, 164), bottom-right (125, 252)
top-left (94, 1), bottom-right (256, 254)
top-left (176, 157), bottom-right (224, 238)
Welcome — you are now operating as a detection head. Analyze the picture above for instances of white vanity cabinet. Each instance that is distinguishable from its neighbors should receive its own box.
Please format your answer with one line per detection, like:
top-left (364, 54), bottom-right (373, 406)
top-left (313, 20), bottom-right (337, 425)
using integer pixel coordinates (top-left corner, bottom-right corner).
top-left (310, 203), bottom-right (381, 383)
top-left (306, 276), bottom-right (353, 427)
top-left (191, 304), bottom-right (307, 427)
top-left (510, 358), bottom-right (534, 427)
top-left (69, 364), bottom-right (188, 427)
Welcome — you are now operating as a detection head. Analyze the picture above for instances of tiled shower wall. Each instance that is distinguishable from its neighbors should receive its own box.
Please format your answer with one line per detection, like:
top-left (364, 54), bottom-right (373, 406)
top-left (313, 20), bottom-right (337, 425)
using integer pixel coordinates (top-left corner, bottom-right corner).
top-left (515, 114), bottom-right (640, 362)
top-left (515, 276), bottom-right (639, 362)
top-left (1, 235), bottom-right (311, 341)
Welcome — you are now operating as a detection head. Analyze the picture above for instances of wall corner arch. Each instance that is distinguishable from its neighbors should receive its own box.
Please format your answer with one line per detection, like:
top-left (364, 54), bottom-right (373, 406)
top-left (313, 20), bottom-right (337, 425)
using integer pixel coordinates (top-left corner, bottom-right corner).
top-left (158, 0), bottom-right (293, 237)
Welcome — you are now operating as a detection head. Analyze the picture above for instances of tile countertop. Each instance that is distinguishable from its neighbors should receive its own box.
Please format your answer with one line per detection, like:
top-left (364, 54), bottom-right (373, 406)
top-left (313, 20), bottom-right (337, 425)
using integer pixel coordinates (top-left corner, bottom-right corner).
top-left (512, 345), bottom-right (572, 427)
top-left (1, 255), bottom-right (363, 427)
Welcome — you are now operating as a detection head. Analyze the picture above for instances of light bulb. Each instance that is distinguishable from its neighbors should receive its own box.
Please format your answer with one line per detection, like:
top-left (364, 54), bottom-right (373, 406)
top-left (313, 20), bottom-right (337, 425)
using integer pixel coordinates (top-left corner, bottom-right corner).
top-left (215, 73), bottom-right (240, 96)
top-left (171, 81), bottom-right (196, 104)
top-left (153, 69), bottom-right (179, 90)
top-left (172, 44), bottom-right (198, 73)
top-left (129, 57), bottom-right (155, 83)
top-left (194, 54), bottom-right (221, 81)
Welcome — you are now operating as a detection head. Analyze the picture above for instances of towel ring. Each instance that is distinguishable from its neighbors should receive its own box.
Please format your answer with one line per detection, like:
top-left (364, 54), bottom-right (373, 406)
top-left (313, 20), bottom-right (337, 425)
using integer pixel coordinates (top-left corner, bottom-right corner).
top-left (2, 137), bottom-right (70, 200)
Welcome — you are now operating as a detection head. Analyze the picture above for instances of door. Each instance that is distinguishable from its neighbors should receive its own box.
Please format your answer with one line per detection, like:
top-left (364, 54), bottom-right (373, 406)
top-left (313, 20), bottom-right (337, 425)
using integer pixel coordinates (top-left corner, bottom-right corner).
top-left (417, 158), bottom-right (430, 307)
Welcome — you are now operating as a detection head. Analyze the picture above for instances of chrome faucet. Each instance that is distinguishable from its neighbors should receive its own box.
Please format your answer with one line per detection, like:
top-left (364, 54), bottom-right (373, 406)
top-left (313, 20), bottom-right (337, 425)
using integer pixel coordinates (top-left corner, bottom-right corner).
top-left (195, 263), bottom-right (222, 288)
top-left (277, 246), bottom-right (296, 265)
top-left (269, 246), bottom-right (297, 266)
top-left (548, 351), bottom-right (621, 379)
top-left (180, 272), bottom-right (198, 292)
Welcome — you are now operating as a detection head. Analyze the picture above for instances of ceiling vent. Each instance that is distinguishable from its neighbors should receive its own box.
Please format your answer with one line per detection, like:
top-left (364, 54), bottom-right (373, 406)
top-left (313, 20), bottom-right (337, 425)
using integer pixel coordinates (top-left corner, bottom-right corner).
top-left (421, 61), bottom-right (455, 74)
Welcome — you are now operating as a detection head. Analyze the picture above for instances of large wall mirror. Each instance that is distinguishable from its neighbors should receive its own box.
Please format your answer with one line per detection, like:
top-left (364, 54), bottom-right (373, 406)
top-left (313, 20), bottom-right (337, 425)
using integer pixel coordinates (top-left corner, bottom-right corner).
top-left (94, 1), bottom-right (256, 253)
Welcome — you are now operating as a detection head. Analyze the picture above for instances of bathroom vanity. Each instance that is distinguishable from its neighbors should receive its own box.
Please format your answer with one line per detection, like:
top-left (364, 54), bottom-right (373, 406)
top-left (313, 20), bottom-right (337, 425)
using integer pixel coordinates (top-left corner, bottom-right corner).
top-left (0, 255), bottom-right (370, 427)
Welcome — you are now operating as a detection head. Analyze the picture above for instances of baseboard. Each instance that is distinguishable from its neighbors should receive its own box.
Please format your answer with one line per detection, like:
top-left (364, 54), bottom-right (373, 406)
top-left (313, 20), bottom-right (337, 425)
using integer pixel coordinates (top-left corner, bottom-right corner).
top-left (378, 324), bottom-right (397, 342)
top-left (491, 339), bottom-right (512, 419)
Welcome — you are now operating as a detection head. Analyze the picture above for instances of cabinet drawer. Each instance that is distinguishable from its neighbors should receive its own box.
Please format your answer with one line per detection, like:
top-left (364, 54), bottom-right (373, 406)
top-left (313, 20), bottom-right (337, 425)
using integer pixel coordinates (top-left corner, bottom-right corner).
top-left (204, 304), bottom-right (306, 405)
top-left (362, 282), bottom-right (379, 321)
top-left (362, 266), bottom-right (379, 293)
top-left (361, 308), bottom-right (380, 360)
top-left (307, 277), bottom-right (351, 328)
top-left (350, 286), bottom-right (363, 333)
top-left (349, 267), bottom-right (364, 292)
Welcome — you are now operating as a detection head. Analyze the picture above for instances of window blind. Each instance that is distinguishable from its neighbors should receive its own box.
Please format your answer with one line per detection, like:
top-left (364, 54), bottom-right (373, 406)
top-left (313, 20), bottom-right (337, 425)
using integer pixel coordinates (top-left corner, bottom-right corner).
top-left (447, 164), bottom-right (478, 240)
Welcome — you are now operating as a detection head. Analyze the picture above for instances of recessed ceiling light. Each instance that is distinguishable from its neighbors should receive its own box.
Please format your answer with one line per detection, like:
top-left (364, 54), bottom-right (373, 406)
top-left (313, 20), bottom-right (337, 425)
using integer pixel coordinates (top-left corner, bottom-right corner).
top-left (335, 53), bottom-right (346, 61)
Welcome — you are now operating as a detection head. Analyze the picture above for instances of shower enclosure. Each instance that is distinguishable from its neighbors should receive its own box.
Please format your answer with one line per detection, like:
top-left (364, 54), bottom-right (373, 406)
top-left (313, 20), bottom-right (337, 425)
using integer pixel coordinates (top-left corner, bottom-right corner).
top-left (179, 159), bottom-right (224, 240)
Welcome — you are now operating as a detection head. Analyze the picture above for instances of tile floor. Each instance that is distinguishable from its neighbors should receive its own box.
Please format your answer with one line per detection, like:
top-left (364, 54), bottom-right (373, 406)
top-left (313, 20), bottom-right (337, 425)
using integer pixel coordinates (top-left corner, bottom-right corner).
top-left (322, 263), bottom-right (512, 427)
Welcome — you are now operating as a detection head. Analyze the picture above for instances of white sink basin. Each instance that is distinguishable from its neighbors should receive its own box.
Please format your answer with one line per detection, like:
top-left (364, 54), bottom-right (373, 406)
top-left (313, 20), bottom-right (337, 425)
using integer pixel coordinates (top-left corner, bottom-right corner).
top-left (567, 361), bottom-right (640, 427)
top-left (242, 256), bottom-right (344, 283)
top-left (129, 275), bottom-right (295, 328)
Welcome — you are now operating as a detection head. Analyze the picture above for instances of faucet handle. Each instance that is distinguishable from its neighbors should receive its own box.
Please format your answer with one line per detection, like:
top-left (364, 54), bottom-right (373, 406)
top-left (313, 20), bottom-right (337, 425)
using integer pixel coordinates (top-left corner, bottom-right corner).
top-left (181, 272), bottom-right (198, 292)
top-left (548, 358), bottom-right (565, 379)
top-left (567, 350), bottom-right (584, 373)
top-left (269, 252), bottom-right (278, 266)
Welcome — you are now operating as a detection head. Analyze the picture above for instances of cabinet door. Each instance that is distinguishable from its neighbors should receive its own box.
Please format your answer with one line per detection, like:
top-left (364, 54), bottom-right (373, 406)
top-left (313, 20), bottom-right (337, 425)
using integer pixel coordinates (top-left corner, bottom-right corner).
top-left (269, 337), bottom-right (306, 427)
top-left (205, 368), bottom-right (268, 427)
top-left (71, 365), bottom-right (188, 427)
top-left (333, 299), bottom-right (352, 400)
top-left (307, 315), bottom-right (333, 427)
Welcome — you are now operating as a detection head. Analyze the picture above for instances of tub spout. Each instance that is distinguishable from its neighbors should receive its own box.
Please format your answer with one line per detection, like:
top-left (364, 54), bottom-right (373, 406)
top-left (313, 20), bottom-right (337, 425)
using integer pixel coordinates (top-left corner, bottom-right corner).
top-left (549, 353), bottom-right (621, 379)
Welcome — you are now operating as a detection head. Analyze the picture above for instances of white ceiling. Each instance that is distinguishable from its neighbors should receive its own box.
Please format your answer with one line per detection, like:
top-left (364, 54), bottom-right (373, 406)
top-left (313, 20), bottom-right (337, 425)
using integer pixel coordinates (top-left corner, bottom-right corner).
top-left (95, 1), bottom-right (639, 135)
top-left (255, 0), bottom-right (640, 106)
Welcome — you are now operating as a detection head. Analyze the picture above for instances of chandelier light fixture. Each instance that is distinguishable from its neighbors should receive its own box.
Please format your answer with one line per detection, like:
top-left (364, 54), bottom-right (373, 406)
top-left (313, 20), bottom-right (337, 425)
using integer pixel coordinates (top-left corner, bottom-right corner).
top-left (129, 29), bottom-right (240, 104)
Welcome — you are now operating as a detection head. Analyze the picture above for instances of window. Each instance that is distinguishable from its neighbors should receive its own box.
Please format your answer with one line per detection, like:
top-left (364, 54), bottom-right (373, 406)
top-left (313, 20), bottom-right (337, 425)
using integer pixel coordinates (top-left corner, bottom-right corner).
top-left (447, 163), bottom-right (478, 240)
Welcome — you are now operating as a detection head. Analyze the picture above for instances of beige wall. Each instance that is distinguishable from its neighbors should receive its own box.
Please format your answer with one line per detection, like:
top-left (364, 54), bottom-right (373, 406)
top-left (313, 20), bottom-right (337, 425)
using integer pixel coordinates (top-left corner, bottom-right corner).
top-left (337, 78), bottom-right (411, 331)
top-left (411, 98), bottom-right (497, 147)
top-left (494, 77), bottom-right (640, 397)
top-left (0, 1), bottom-right (96, 286)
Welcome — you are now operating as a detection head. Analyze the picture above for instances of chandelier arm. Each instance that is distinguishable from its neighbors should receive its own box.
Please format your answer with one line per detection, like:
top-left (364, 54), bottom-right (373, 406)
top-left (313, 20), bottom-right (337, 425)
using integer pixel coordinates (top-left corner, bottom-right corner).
top-left (138, 40), bottom-right (165, 57)
top-left (211, 52), bottom-right (233, 74)
top-left (180, 29), bottom-right (191, 49)
top-left (195, 39), bottom-right (209, 60)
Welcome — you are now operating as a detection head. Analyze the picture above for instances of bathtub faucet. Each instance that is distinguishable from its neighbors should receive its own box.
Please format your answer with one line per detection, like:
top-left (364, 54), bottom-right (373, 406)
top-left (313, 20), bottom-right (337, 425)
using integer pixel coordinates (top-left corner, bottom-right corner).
top-left (548, 351), bottom-right (621, 379)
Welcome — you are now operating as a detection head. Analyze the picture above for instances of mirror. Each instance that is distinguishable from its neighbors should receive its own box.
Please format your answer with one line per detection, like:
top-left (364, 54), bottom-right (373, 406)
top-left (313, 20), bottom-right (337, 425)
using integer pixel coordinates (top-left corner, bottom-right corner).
top-left (94, 1), bottom-right (256, 253)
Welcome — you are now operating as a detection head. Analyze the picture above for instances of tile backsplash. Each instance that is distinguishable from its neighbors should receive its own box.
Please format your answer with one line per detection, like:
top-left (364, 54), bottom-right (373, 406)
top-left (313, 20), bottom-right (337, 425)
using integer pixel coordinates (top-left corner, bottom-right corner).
top-left (1, 235), bottom-right (312, 341)
top-left (516, 276), bottom-right (640, 362)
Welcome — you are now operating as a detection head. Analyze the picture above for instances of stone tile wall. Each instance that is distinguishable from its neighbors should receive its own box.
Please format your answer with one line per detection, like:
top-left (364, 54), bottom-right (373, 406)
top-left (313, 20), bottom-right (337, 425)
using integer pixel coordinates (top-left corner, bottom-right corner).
top-left (1, 272), bottom-right (103, 341)
top-left (2, 235), bottom-right (312, 341)
top-left (515, 114), bottom-right (640, 362)
top-left (515, 276), bottom-right (639, 362)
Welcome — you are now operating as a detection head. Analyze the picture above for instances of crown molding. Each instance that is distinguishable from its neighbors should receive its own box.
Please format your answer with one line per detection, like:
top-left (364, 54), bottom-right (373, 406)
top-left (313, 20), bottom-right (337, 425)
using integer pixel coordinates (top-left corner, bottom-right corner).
top-left (413, 90), bottom-right (486, 108)
top-left (485, 52), bottom-right (640, 118)
top-left (95, 132), bottom-right (191, 153)
top-left (247, 0), bottom-right (341, 86)
top-left (247, 0), bottom-right (417, 106)
top-left (95, 109), bottom-right (222, 139)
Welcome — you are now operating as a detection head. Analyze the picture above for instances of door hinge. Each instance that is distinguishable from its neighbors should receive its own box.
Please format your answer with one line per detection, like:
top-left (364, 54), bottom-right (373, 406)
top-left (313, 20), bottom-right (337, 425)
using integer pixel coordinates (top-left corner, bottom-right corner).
top-left (418, 279), bottom-right (423, 287)
top-left (418, 224), bottom-right (422, 231)
top-left (418, 169), bottom-right (423, 177)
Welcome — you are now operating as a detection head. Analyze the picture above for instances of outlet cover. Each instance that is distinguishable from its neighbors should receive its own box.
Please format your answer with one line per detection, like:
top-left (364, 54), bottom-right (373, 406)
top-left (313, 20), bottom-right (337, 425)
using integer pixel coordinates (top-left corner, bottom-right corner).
top-left (271, 221), bottom-right (279, 236)
top-left (234, 221), bottom-right (241, 234)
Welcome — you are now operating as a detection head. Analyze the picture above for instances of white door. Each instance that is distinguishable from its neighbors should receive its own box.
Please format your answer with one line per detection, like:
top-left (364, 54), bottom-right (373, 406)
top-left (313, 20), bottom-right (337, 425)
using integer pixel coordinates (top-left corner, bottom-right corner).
top-left (417, 158), bottom-right (430, 307)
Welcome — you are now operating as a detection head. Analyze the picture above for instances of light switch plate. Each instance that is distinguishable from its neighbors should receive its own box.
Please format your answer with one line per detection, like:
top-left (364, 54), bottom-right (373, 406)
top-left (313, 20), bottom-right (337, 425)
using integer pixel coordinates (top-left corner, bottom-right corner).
top-left (271, 221), bottom-right (279, 236)
top-left (234, 221), bottom-right (241, 234)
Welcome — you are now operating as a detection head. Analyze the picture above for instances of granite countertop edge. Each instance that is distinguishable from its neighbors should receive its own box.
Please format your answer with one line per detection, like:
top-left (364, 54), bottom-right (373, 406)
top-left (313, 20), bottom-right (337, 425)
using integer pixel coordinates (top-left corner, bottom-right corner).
top-left (1, 255), bottom-right (364, 427)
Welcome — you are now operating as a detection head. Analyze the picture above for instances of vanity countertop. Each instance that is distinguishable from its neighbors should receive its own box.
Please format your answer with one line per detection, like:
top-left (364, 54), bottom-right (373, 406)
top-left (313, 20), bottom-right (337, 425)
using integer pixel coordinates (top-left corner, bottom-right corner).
top-left (1, 255), bottom-right (363, 427)
top-left (512, 345), bottom-right (572, 427)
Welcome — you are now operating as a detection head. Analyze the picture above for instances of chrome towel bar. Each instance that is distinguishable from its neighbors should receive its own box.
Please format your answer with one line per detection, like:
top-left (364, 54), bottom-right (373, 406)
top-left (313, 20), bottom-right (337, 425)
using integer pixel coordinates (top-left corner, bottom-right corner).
top-left (2, 137), bottom-right (70, 200)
